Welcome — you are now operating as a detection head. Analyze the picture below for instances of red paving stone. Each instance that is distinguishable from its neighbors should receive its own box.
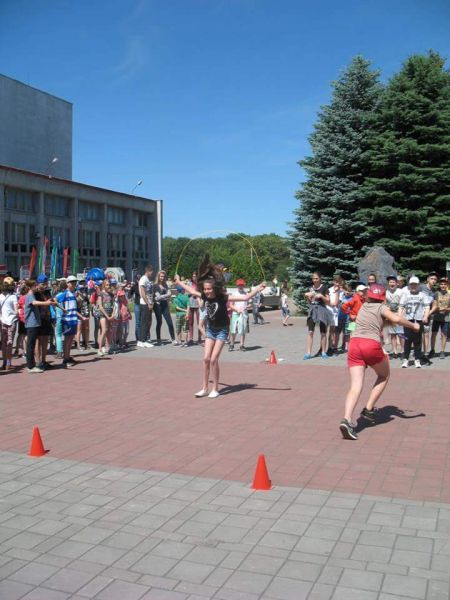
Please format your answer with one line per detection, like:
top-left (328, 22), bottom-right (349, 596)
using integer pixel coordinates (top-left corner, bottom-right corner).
top-left (1, 354), bottom-right (449, 502)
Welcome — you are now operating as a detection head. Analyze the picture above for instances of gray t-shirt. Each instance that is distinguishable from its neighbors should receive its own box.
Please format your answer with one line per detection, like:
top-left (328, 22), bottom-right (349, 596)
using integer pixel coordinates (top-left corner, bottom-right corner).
top-left (400, 289), bottom-right (431, 321)
top-left (24, 292), bottom-right (41, 328)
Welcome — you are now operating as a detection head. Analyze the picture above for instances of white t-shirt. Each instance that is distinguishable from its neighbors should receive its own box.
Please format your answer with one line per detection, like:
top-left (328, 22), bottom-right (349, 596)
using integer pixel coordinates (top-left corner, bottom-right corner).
top-left (0, 293), bottom-right (18, 326)
top-left (400, 289), bottom-right (431, 321)
top-left (326, 286), bottom-right (340, 325)
top-left (139, 275), bottom-right (154, 306)
top-left (232, 290), bottom-right (248, 313)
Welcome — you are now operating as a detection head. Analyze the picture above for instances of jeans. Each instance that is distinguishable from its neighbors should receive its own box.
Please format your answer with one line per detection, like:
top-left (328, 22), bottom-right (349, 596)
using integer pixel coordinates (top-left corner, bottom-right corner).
top-left (154, 302), bottom-right (175, 341)
top-left (134, 304), bottom-right (141, 341)
top-left (26, 327), bottom-right (40, 369)
top-left (252, 304), bottom-right (264, 324)
top-left (139, 304), bottom-right (152, 342)
top-left (55, 318), bottom-right (64, 353)
top-left (404, 320), bottom-right (423, 360)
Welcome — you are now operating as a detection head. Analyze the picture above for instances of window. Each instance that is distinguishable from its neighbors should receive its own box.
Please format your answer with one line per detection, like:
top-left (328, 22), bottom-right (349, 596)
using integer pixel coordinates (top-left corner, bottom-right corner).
top-left (134, 212), bottom-right (149, 228)
top-left (5, 188), bottom-right (37, 212)
top-left (79, 202), bottom-right (99, 221)
top-left (45, 195), bottom-right (70, 217)
top-left (10, 223), bottom-right (27, 243)
top-left (80, 229), bottom-right (101, 257)
top-left (107, 207), bottom-right (124, 225)
top-left (133, 235), bottom-right (149, 259)
top-left (44, 226), bottom-right (70, 247)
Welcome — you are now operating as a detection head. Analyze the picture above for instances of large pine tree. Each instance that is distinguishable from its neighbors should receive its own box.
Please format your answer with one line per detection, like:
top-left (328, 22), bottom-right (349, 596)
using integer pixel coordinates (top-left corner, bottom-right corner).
top-left (357, 51), bottom-right (450, 276)
top-left (289, 56), bottom-right (381, 306)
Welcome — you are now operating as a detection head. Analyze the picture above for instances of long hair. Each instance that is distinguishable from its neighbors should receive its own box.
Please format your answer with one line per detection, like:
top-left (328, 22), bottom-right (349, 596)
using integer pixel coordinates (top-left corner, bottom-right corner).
top-left (197, 254), bottom-right (226, 296)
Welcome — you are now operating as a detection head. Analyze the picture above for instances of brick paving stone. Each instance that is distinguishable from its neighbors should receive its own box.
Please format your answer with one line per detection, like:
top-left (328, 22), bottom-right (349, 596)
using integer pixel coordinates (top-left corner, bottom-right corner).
top-left (141, 590), bottom-right (189, 600)
top-left (382, 573), bottom-right (428, 599)
top-left (20, 588), bottom-right (71, 600)
top-left (307, 582), bottom-right (335, 600)
top-left (75, 574), bottom-right (113, 598)
top-left (131, 554), bottom-right (178, 576)
top-left (8, 562), bottom-right (59, 585)
top-left (0, 579), bottom-right (34, 599)
top-left (264, 576), bottom-right (313, 600)
top-left (223, 570), bottom-right (272, 595)
top-left (331, 588), bottom-right (378, 600)
top-left (42, 567), bottom-right (96, 594)
top-left (167, 560), bottom-right (216, 584)
top-left (339, 568), bottom-right (383, 591)
top-left (78, 543), bottom-right (127, 565)
top-left (95, 579), bottom-right (150, 600)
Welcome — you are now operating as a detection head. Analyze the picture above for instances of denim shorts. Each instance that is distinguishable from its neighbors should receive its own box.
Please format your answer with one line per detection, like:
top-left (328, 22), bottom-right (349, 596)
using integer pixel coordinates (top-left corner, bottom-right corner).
top-left (206, 326), bottom-right (229, 341)
top-left (63, 323), bottom-right (78, 337)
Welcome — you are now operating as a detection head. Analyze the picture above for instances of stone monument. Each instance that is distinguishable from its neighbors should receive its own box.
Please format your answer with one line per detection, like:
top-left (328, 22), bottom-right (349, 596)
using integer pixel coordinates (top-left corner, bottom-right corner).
top-left (358, 247), bottom-right (397, 285)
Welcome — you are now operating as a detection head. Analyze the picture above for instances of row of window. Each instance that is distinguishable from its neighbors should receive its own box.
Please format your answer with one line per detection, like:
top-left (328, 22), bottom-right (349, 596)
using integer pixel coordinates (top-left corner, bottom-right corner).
top-left (4, 188), bottom-right (150, 226)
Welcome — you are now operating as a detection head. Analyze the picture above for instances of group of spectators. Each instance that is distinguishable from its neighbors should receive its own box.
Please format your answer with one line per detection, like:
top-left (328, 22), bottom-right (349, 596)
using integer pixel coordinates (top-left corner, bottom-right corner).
top-left (304, 270), bottom-right (450, 366)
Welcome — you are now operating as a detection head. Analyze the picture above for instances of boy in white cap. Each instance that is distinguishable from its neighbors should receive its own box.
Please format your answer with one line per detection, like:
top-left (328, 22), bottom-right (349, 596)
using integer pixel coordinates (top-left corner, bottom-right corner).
top-left (399, 276), bottom-right (431, 368)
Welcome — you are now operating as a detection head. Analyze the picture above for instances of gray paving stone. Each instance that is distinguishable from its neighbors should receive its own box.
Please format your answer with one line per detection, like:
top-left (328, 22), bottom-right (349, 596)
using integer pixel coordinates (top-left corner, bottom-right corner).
top-left (403, 516), bottom-right (437, 531)
top-left (132, 554), bottom-right (178, 576)
top-left (264, 576), bottom-right (313, 599)
top-left (331, 587), bottom-right (378, 600)
top-left (391, 548), bottom-right (431, 569)
top-left (0, 579), bottom-right (34, 599)
top-left (141, 590), bottom-right (188, 600)
top-left (152, 540), bottom-right (195, 560)
top-left (20, 588), bottom-right (71, 600)
top-left (9, 561), bottom-right (59, 585)
top-left (358, 531), bottom-right (396, 547)
top-left (238, 553), bottom-right (284, 576)
top-left (382, 573), bottom-right (428, 599)
top-left (203, 566), bottom-right (234, 587)
top-left (305, 523), bottom-right (343, 541)
top-left (277, 559), bottom-right (322, 582)
top-left (79, 543), bottom-right (127, 565)
top-left (75, 574), bottom-right (113, 598)
top-left (172, 581), bottom-right (219, 597)
top-left (43, 567), bottom-right (96, 593)
top-left (184, 546), bottom-right (228, 566)
top-left (317, 565), bottom-right (342, 585)
top-left (96, 579), bottom-right (150, 600)
top-left (4, 531), bottom-right (48, 550)
top-left (350, 543), bottom-right (392, 562)
top-left (340, 568), bottom-right (383, 591)
top-left (294, 537), bottom-right (335, 556)
top-left (259, 531), bottom-right (300, 550)
top-left (427, 579), bottom-right (450, 600)
top-left (69, 526), bottom-right (112, 544)
top-left (307, 582), bottom-right (334, 600)
top-left (50, 539), bottom-right (94, 559)
top-left (223, 570), bottom-right (272, 595)
top-left (167, 560), bottom-right (216, 584)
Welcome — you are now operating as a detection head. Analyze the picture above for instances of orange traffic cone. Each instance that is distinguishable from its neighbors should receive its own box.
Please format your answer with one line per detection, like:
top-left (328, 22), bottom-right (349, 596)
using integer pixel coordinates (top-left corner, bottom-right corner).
top-left (269, 350), bottom-right (277, 364)
top-left (251, 454), bottom-right (272, 490)
top-left (28, 427), bottom-right (46, 457)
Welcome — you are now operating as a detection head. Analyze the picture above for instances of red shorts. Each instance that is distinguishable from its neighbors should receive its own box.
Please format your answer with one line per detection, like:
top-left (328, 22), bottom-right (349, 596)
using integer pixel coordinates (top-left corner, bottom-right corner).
top-left (347, 337), bottom-right (386, 368)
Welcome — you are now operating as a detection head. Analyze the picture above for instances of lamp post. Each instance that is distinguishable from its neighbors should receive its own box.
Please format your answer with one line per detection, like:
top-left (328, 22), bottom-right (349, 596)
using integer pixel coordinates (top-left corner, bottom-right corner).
top-left (47, 156), bottom-right (59, 178)
top-left (131, 180), bottom-right (143, 194)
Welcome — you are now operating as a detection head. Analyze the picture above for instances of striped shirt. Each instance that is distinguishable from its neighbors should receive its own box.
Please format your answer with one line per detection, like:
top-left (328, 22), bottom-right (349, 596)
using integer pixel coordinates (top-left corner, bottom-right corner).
top-left (56, 290), bottom-right (78, 327)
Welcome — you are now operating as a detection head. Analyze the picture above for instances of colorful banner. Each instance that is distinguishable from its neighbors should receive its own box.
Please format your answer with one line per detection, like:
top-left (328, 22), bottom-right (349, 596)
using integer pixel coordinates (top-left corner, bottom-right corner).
top-left (63, 248), bottom-right (69, 278)
top-left (72, 248), bottom-right (79, 275)
top-left (29, 247), bottom-right (37, 277)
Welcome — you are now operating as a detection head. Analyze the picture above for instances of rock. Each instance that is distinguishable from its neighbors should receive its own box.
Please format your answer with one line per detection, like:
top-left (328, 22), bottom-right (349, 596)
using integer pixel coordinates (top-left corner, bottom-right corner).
top-left (358, 247), bottom-right (397, 285)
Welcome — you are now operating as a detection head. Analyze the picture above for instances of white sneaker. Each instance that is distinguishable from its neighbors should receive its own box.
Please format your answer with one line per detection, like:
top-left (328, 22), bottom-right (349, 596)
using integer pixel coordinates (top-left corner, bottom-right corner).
top-left (208, 390), bottom-right (220, 399)
top-left (415, 359), bottom-right (421, 368)
top-left (137, 341), bottom-right (145, 348)
top-left (401, 359), bottom-right (409, 368)
top-left (195, 389), bottom-right (209, 397)
top-left (143, 342), bottom-right (154, 348)
top-left (172, 340), bottom-right (180, 346)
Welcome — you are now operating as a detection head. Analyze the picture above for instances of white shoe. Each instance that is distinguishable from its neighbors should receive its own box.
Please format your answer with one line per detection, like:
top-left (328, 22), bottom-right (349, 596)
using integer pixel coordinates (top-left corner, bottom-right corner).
top-left (172, 340), bottom-right (180, 346)
top-left (195, 389), bottom-right (209, 397)
top-left (137, 341), bottom-right (145, 348)
top-left (143, 342), bottom-right (154, 348)
top-left (401, 359), bottom-right (409, 368)
top-left (208, 390), bottom-right (220, 399)
top-left (415, 359), bottom-right (421, 368)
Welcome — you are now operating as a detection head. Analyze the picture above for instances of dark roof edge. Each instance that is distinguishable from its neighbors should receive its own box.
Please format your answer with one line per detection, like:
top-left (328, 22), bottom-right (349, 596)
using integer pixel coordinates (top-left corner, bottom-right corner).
top-left (0, 73), bottom-right (73, 106)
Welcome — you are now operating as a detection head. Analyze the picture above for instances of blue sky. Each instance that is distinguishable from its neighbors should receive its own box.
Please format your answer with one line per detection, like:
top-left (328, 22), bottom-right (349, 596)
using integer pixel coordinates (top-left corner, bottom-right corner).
top-left (1, 0), bottom-right (449, 238)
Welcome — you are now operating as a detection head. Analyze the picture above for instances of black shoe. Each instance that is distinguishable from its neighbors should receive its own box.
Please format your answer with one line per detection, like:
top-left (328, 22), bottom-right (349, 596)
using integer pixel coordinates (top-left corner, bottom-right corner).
top-left (361, 407), bottom-right (376, 423)
top-left (428, 350), bottom-right (435, 358)
top-left (228, 345), bottom-right (234, 352)
top-left (339, 419), bottom-right (358, 440)
top-left (422, 357), bottom-right (432, 366)
top-left (240, 346), bottom-right (247, 352)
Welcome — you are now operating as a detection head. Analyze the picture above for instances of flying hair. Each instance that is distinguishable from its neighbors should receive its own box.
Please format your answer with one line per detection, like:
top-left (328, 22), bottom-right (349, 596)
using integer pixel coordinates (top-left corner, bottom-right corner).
top-left (197, 254), bottom-right (226, 295)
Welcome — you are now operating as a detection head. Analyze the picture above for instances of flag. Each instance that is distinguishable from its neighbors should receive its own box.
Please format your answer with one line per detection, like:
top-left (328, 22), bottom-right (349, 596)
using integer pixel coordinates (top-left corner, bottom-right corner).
top-left (72, 248), bottom-right (79, 275)
top-left (29, 247), bottom-right (37, 277)
top-left (50, 243), bottom-right (58, 281)
top-left (41, 236), bottom-right (49, 275)
top-left (63, 248), bottom-right (69, 278)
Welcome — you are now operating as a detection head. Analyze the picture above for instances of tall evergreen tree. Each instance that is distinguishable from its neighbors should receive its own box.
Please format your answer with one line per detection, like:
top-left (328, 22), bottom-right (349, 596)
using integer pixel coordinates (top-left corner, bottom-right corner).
top-left (289, 56), bottom-right (382, 306)
top-left (357, 51), bottom-right (450, 276)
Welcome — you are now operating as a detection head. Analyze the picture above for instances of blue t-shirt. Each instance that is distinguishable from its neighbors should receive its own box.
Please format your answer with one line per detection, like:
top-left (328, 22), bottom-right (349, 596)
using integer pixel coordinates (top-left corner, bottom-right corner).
top-left (56, 290), bottom-right (78, 327)
top-left (24, 292), bottom-right (41, 328)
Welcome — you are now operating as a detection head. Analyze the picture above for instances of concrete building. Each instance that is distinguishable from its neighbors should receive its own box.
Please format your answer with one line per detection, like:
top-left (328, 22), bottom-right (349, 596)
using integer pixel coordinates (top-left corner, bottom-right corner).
top-left (0, 75), bottom-right (162, 278)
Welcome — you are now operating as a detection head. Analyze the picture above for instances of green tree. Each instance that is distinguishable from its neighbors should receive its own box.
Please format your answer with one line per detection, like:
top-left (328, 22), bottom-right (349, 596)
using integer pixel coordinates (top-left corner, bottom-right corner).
top-left (357, 51), bottom-right (450, 276)
top-left (289, 56), bottom-right (382, 306)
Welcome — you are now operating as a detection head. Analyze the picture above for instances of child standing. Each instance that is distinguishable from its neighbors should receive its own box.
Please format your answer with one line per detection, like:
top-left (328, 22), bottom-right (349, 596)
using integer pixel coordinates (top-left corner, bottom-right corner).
top-left (281, 287), bottom-right (290, 326)
top-left (173, 286), bottom-right (189, 346)
top-left (175, 255), bottom-right (265, 398)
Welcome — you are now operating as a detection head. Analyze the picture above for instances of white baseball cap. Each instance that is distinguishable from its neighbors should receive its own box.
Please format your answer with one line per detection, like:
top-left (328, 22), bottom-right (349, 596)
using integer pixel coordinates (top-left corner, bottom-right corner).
top-left (66, 275), bottom-right (77, 283)
top-left (356, 284), bottom-right (368, 292)
top-left (409, 276), bottom-right (420, 284)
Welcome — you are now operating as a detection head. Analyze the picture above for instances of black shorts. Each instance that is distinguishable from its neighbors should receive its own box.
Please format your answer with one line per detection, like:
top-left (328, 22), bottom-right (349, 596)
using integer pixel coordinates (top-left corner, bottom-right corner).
top-left (307, 318), bottom-right (327, 334)
top-left (18, 321), bottom-right (26, 335)
top-left (38, 320), bottom-right (53, 337)
top-left (432, 320), bottom-right (448, 335)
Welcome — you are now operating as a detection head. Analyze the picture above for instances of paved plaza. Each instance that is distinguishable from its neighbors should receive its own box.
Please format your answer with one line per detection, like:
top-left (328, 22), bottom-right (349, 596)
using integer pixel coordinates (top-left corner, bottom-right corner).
top-left (0, 311), bottom-right (449, 599)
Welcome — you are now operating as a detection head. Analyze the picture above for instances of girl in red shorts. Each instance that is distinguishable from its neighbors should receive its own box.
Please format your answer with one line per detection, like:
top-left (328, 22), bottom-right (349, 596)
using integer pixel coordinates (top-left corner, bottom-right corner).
top-left (340, 284), bottom-right (420, 440)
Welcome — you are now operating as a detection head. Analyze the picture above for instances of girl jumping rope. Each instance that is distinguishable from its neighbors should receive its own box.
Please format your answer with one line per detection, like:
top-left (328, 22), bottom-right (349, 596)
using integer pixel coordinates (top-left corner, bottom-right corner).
top-left (175, 255), bottom-right (265, 398)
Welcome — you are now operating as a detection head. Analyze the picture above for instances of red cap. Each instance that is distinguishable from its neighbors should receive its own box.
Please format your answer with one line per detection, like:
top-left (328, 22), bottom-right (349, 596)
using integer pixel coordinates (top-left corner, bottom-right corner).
top-left (236, 278), bottom-right (246, 286)
top-left (367, 284), bottom-right (386, 301)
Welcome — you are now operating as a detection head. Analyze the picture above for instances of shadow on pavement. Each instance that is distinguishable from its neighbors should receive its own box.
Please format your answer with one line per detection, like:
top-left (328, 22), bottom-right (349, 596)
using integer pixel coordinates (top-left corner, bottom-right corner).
top-left (355, 405), bottom-right (426, 433)
top-left (218, 381), bottom-right (292, 396)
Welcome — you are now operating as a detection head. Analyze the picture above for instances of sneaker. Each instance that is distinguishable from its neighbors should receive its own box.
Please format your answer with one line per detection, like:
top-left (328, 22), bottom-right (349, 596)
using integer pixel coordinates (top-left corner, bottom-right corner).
top-left (415, 359), bottom-right (421, 368)
top-left (339, 419), bottom-right (358, 440)
top-left (361, 407), bottom-right (376, 423)
top-left (56, 352), bottom-right (64, 359)
top-left (440, 351), bottom-right (445, 359)
top-left (321, 353), bottom-right (329, 359)
top-left (401, 359), bottom-right (409, 368)
top-left (428, 350), bottom-right (435, 358)
top-left (97, 350), bottom-right (105, 356)
top-left (172, 340), bottom-right (180, 346)
top-left (194, 389), bottom-right (209, 398)
top-left (422, 356), bottom-right (432, 365)
top-left (208, 390), bottom-right (220, 399)
top-left (228, 344), bottom-right (234, 352)
top-left (303, 353), bottom-right (312, 360)
top-left (27, 366), bottom-right (44, 373)
top-left (392, 353), bottom-right (398, 360)
top-left (143, 342), bottom-right (154, 348)
top-left (240, 346), bottom-right (246, 352)
top-left (137, 341), bottom-right (145, 348)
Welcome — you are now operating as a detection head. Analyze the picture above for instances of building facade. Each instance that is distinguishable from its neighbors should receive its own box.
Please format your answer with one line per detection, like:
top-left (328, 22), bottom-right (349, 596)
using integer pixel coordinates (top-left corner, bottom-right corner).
top-left (0, 165), bottom-right (162, 278)
top-left (0, 74), bottom-right (162, 278)
top-left (0, 75), bottom-right (72, 180)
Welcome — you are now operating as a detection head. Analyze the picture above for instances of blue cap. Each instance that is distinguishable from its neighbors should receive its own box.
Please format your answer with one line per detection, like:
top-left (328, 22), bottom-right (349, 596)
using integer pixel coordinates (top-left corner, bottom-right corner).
top-left (36, 275), bottom-right (48, 284)
top-left (176, 285), bottom-right (184, 293)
